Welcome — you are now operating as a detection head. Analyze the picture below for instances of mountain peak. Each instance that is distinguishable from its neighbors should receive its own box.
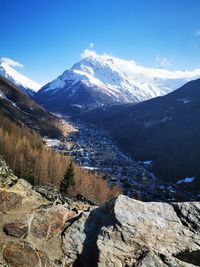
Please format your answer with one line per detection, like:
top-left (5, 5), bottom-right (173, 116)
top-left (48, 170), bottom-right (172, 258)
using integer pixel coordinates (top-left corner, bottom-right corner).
top-left (34, 50), bottom-right (200, 115)
top-left (79, 49), bottom-right (133, 74)
top-left (0, 58), bottom-right (41, 96)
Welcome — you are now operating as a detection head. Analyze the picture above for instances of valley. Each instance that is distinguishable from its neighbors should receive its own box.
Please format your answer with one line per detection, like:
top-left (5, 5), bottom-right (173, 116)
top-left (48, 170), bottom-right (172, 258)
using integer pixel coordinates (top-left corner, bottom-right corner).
top-left (1, 62), bottom-right (199, 203)
top-left (2, 2), bottom-right (200, 266)
top-left (46, 116), bottom-right (197, 202)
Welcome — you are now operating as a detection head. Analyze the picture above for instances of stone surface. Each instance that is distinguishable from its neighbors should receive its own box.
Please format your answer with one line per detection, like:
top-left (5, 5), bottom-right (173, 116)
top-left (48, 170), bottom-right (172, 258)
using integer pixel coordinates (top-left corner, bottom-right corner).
top-left (62, 211), bottom-right (90, 264)
top-left (3, 222), bottom-right (28, 238)
top-left (1, 158), bottom-right (200, 267)
top-left (11, 179), bottom-right (44, 202)
top-left (3, 241), bottom-right (50, 267)
top-left (29, 204), bottom-right (76, 239)
top-left (33, 184), bottom-right (96, 211)
top-left (33, 184), bottom-right (63, 202)
top-left (96, 196), bottom-right (200, 267)
top-left (62, 195), bottom-right (200, 266)
top-left (0, 190), bottom-right (22, 212)
top-left (0, 156), bottom-right (18, 188)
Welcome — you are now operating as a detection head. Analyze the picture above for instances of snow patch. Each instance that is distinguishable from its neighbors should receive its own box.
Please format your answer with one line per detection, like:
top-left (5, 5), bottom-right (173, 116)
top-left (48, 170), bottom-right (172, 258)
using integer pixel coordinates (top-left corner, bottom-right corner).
top-left (0, 90), bottom-right (21, 110)
top-left (0, 90), bottom-right (6, 99)
top-left (82, 166), bottom-right (99, 171)
top-left (143, 160), bottom-right (152, 165)
top-left (176, 177), bottom-right (195, 184)
top-left (71, 104), bottom-right (83, 108)
top-left (43, 138), bottom-right (61, 147)
top-left (167, 186), bottom-right (176, 193)
top-left (44, 77), bottom-right (66, 91)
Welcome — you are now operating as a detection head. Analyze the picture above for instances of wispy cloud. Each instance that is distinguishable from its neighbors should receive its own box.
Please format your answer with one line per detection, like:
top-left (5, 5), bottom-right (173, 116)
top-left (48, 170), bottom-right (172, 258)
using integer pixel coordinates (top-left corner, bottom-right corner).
top-left (195, 29), bottom-right (200, 37)
top-left (81, 48), bottom-right (200, 80)
top-left (156, 55), bottom-right (170, 67)
top-left (89, 42), bottom-right (94, 48)
top-left (81, 48), bottom-right (97, 58)
top-left (81, 43), bottom-right (95, 57)
top-left (0, 57), bottom-right (23, 68)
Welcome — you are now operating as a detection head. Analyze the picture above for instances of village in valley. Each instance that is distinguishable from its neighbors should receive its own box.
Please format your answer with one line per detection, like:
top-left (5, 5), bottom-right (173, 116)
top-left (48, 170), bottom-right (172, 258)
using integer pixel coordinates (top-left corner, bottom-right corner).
top-left (44, 119), bottom-right (197, 202)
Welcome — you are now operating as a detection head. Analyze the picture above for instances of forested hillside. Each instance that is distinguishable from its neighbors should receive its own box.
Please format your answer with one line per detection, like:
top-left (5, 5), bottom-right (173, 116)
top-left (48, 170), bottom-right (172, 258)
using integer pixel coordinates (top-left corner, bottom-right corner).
top-left (0, 114), bottom-right (120, 203)
top-left (0, 76), bottom-right (62, 137)
top-left (79, 78), bottom-right (200, 192)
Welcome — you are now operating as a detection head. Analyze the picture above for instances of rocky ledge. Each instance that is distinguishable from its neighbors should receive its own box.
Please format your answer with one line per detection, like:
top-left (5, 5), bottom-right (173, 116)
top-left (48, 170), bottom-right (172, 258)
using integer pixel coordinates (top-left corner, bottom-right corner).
top-left (0, 157), bottom-right (200, 267)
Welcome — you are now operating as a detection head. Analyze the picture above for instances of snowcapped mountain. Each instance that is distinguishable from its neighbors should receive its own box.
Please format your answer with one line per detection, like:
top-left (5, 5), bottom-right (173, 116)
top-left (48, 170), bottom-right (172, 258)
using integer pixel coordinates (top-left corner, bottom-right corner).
top-left (34, 50), bottom-right (200, 114)
top-left (0, 58), bottom-right (41, 97)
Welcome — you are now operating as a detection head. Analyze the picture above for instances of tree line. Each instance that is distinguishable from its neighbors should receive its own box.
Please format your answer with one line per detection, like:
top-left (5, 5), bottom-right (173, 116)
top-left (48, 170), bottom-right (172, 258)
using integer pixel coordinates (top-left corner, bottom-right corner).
top-left (0, 114), bottom-right (120, 203)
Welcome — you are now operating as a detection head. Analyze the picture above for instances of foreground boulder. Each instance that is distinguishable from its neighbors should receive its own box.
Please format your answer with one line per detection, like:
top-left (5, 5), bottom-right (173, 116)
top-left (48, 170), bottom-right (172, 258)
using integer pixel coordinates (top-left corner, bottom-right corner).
top-left (62, 196), bottom-right (200, 266)
top-left (0, 156), bottom-right (200, 266)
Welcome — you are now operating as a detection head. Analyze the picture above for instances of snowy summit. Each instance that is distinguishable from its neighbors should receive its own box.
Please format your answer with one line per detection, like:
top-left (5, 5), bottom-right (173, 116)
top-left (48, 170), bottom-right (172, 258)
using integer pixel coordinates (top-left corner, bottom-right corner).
top-left (0, 57), bottom-right (41, 96)
top-left (34, 49), bottom-right (200, 113)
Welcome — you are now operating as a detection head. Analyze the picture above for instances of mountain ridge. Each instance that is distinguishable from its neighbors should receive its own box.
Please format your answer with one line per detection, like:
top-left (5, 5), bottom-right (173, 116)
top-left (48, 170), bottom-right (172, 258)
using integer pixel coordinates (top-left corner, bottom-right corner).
top-left (0, 75), bottom-right (62, 138)
top-left (0, 59), bottom-right (41, 96)
top-left (34, 50), bottom-right (200, 114)
top-left (78, 77), bottom-right (200, 193)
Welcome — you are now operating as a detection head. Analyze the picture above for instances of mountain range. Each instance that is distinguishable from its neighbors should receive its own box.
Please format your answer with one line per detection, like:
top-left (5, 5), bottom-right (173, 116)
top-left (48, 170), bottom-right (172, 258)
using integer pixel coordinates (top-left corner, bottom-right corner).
top-left (2, 52), bottom-right (200, 115)
top-left (34, 50), bottom-right (200, 114)
top-left (1, 51), bottom-right (200, 193)
top-left (1, 53), bottom-right (200, 267)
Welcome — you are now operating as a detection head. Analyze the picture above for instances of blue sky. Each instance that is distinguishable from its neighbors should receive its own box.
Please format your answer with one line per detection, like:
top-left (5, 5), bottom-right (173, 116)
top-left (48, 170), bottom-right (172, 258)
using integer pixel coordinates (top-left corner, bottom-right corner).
top-left (1, 0), bottom-right (200, 85)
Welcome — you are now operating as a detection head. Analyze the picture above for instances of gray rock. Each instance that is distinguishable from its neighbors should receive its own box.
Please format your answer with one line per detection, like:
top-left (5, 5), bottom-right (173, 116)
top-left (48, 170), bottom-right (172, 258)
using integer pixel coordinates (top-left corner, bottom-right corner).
top-left (62, 195), bottom-right (200, 266)
top-left (1, 171), bottom-right (200, 267)
top-left (33, 184), bottom-right (63, 202)
top-left (0, 156), bottom-right (17, 188)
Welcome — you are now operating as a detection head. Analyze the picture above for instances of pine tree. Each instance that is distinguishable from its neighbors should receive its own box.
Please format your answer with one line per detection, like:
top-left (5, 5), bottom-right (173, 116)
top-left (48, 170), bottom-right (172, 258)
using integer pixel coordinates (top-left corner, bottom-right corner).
top-left (60, 161), bottom-right (75, 194)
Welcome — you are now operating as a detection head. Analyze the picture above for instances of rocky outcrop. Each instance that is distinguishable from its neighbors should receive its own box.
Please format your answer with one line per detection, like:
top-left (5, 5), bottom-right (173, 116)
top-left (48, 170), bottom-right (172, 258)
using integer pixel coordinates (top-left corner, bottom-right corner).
top-left (0, 190), bottom-right (22, 212)
top-left (62, 196), bottom-right (200, 267)
top-left (1, 157), bottom-right (200, 266)
top-left (0, 156), bottom-right (17, 188)
top-left (3, 241), bottom-right (50, 267)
